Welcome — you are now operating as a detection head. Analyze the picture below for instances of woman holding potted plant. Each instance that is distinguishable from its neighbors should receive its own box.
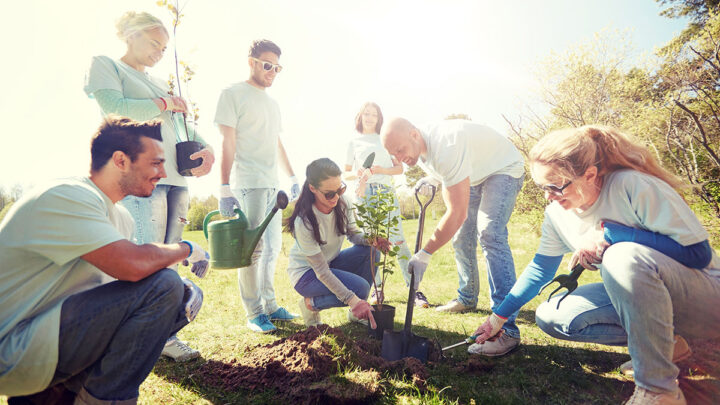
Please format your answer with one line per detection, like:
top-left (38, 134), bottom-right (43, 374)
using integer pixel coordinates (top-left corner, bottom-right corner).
top-left (285, 158), bottom-right (391, 328)
top-left (344, 102), bottom-right (422, 307)
top-left (83, 11), bottom-right (214, 362)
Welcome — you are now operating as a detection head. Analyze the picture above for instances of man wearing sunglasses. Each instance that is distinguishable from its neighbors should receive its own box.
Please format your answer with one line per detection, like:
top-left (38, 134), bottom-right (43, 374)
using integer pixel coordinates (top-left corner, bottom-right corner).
top-left (214, 39), bottom-right (300, 334)
top-left (382, 117), bottom-right (525, 356)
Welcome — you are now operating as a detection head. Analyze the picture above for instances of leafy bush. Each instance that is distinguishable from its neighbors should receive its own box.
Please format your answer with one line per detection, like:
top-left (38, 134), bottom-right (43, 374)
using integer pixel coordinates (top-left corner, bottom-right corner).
top-left (186, 195), bottom-right (218, 231)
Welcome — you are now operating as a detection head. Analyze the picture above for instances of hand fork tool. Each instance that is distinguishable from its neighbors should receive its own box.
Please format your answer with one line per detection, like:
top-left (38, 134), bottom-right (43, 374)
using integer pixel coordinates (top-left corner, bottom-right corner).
top-left (537, 264), bottom-right (586, 309)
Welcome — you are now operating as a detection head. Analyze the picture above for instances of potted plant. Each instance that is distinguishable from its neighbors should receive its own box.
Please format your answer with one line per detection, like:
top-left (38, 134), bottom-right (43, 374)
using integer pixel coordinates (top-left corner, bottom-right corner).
top-left (354, 188), bottom-right (405, 339)
top-left (158, 0), bottom-right (203, 176)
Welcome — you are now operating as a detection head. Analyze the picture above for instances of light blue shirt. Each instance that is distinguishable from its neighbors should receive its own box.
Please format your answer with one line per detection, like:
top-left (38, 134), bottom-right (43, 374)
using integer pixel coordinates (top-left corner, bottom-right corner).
top-left (215, 82), bottom-right (283, 188)
top-left (538, 170), bottom-right (720, 273)
top-left (0, 178), bottom-right (132, 395)
top-left (84, 55), bottom-right (204, 187)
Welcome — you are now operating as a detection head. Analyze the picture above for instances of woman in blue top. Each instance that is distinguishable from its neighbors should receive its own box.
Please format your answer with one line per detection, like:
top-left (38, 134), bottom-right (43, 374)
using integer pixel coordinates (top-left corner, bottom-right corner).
top-left (83, 11), bottom-right (215, 362)
top-left (470, 125), bottom-right (720, 404)
top-left (344, 102), bottom-right (422, 307)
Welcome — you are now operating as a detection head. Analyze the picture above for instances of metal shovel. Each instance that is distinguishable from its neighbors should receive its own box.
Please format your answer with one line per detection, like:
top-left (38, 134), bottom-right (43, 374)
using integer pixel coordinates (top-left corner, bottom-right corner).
top-left (380, 185), bottom-right (436, 362)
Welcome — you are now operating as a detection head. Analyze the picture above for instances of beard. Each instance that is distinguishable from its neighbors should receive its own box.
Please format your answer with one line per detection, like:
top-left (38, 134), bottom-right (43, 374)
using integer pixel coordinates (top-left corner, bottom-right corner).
top-left (119, 173), bottom-right (154, 198)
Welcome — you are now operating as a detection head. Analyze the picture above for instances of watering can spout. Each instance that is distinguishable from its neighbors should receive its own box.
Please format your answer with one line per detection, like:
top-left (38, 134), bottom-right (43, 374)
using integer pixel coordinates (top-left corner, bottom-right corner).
top-left (203, 191), bottom-right (289, 269)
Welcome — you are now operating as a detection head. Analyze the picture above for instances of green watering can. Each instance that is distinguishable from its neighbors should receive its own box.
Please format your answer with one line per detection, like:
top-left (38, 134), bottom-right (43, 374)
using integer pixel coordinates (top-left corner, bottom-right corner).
top-left (203, 191), bottom-right (289, 269)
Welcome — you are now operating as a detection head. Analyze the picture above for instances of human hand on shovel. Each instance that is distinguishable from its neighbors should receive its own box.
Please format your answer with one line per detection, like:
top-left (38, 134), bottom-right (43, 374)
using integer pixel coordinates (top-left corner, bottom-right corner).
top-left (351, 299), bottom-right (377, 329)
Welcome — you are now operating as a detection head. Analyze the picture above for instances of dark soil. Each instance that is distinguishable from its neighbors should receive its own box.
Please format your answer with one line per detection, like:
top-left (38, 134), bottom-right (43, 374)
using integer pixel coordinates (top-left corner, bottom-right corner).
top-left (678, 337), bottom-right (720, 404)
top-left (196, 325), bottom-right (440, 404)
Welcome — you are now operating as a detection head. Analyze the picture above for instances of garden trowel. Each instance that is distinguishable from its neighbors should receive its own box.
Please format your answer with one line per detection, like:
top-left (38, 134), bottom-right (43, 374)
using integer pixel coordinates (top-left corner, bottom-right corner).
top-left (356, 152), bottom-right (376, 197)
top-left (441, 335), bottom-right (478, 351)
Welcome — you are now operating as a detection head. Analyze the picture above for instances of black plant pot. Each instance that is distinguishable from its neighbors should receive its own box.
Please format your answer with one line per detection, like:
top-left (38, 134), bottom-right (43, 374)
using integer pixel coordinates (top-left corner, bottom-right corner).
top-left (176, 141), bottom-right (204, 176)
top-left (368, 304), bottom-right (395, 340)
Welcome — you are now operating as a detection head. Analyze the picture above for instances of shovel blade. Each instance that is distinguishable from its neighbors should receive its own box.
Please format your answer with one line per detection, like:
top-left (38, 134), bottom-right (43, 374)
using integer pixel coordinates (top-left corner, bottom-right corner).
top-left (381, 330), bottom-right (430, 362)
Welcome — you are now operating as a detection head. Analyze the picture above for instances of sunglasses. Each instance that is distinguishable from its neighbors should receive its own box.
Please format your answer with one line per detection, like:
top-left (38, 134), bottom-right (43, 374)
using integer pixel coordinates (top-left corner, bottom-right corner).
top-left (536, 180), bottom-right (573, 197)
top-left (317, 182), bottom-right (347, 200)
top-left (251, 57), bottom-right (282, 73)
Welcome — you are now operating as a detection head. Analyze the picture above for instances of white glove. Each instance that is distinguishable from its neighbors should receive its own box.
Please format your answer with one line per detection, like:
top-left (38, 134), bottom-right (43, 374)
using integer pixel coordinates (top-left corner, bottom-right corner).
top-left (181, 277), bottom-right (203, 322)
top-left (408, 249), bottom-right (431, 290)
top-left (473, 313), bottom-right (507, 343)
top-left (219, 184), bottom-right (240, 217)
top-left (414, 176), bottom-right (440, 196)
top-left (289, 176), bottom-right (301, 201)
top-left (181, 240), bottom-right (210, 278)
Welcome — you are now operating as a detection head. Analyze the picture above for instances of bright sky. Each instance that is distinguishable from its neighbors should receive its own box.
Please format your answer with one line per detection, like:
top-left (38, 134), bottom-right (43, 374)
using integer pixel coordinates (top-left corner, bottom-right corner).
top-left (0, 0), bottom-right (688, 198)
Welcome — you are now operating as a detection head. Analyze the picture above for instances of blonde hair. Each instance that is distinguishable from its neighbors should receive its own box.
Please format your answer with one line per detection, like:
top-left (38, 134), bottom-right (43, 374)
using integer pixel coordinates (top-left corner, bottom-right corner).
top-left (115, 11), bottom-right (167, 41)
top-left (530, 125), bottom-right (684, 192)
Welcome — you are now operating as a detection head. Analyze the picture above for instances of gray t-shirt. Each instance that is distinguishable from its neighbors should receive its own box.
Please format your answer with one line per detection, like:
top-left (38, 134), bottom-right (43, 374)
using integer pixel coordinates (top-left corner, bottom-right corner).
top-left (214, 82), bottom-right (282, 188)
top-left (0, 177), bottom-right (133, 394)
top-left (538, 170), bottom-right (720, 275)
top-left (287, 196), bottom-right (362, 286)
top-left (418, 120), bottom-right (524, 187)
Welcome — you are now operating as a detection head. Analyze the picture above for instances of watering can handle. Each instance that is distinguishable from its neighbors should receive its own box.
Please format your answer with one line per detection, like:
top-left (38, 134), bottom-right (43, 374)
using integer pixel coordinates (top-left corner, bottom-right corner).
top-left (203, 209), bottom-right (241, 240)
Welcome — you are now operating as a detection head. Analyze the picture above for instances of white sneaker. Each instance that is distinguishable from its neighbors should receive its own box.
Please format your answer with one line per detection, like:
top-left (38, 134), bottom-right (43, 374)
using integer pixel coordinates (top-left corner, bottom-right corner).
top-left (298, 298), bottom-right (322, 327)
top-left (435, 299), bottom-right (475, 313)
top-left (347, 309), bottom-right (368, 326)
top-left (162, 337), bottom-right (200, 362)
top-left (620, 335), bottom-right (691, 377)
top-left (625, 386), bottom-right (686, 405)
top-left (467, 334), bottom-right (519, 357)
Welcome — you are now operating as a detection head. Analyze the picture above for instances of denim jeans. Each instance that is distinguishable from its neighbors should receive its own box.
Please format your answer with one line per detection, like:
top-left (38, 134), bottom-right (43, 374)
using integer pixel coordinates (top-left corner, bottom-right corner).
top-left (361, 183), bottom-right (413, 287)
top-left (535, 242), bottom-right (720, 393)
top-left (294, 245), bottom-right (376, 310)
top-left (119, 185), bottom-right (189, 245)
top-left (49, 269), bottom-right (188, 402)
top-left (452, 174), bottom-right (524, 338)
top-left (233, 187), bottom-right (283, 319)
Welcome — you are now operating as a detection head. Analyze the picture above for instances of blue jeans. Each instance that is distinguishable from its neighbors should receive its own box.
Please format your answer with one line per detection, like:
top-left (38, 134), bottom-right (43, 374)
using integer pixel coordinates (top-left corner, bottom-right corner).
top-left (535, 242), bottom-right (720, 393)
top-left (452, 174), bottom-right (524, 338)
top-left (119, 185), bottom-right (189, 245)
top-left (234, 187), bottom-right (283, 319)
top-left (362, 183), bottom-right (413, 287)
top-left (49, 269), bottom-right (188, 402)
top-left (294, 245), bottom-right (376, 310)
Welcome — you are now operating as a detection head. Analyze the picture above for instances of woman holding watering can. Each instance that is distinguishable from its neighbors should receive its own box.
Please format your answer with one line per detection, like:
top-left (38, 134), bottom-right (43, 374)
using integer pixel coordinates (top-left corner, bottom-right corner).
top-left (84, 11), bottom-right (215, 362)
top-left (469, 125), bottom-right (720, 404)
top-left (344, 102), bottom-right (420, 307)
top-left (285, 158), bottom-right (391, 328)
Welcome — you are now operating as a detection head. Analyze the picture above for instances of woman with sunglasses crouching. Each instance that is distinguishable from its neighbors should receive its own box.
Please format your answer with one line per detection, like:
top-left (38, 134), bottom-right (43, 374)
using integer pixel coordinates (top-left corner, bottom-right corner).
top-left (468, 125), bottom-right (720, 404)
top-left (285, 158), bottom-right (392, 328)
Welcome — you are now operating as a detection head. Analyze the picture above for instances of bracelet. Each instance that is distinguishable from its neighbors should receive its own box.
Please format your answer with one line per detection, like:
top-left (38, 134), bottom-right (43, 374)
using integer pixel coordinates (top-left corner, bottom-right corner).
top-left (159, 97), bottom-right (168, 111)
top-left (180, 240), bottom-right (193, 258)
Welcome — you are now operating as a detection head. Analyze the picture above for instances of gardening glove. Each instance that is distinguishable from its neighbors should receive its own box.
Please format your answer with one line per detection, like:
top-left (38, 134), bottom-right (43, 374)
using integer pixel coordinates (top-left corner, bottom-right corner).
top-left (189, 146), bottom-right (215, 177)
top-left (414, 176), bottom-right (440, 196)
top-left (408, 249), bottom-right (431, 290)
top-left (350, 299), bottom-right (377, 329)
top-left (290, 176), bottom-right (301, 201)
top-left (181, 277), bottom-right (203, 322)
top-left (473, 313), bottom-right (507, 344)
top-left (161, 96), bottom-right (188, 113)
top-left (219, 184), bottom-right (240, 217)
top-left (181, 240), bottom-right (210, 278)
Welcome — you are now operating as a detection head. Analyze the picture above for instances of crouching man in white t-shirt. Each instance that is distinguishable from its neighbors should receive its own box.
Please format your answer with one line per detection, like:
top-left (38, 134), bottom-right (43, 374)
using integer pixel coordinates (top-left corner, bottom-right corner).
top-left (382, 117), bottom-right (525, 356)
top-left (0, 116), bottom-right (209, 404)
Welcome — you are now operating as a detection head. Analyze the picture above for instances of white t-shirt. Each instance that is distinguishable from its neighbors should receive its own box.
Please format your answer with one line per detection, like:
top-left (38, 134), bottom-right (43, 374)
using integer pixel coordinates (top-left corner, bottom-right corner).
top-left (418, 120), bottom-right (524, 187)
top-left (287, 196), bottom-right (362, 286)
top-left (345, 133), bottom-right (395, 186)
top-left (537, 169), bottom-right (720, 273)
top-left (214, 82), bottom-right (282, 188)
top-left (0, 177), bottom-right (133, 395)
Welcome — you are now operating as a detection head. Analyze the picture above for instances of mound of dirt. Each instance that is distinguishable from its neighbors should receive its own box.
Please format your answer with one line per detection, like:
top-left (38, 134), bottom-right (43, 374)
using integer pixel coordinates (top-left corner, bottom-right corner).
top-left (197, 325), bottom-right (436, 404)
top-left (678, 337), bottom-right (720, 404)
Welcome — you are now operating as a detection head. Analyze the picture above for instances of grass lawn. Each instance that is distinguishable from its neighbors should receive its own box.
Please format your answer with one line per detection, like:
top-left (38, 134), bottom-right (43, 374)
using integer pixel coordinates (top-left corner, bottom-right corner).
top-left (2, 213), bottom-right (718, 404)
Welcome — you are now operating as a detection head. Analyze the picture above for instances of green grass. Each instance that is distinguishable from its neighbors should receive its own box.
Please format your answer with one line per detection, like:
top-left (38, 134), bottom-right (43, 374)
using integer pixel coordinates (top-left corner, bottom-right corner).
top-left (2, 215), bottom-right (713, 404)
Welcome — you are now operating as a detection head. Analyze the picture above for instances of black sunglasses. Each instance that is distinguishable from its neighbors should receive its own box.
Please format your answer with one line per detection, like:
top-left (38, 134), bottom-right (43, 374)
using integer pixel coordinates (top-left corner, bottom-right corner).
top-left (536, 180), bottom-right (573, 196)
top-left (318, 182), bottom-right (347, 200)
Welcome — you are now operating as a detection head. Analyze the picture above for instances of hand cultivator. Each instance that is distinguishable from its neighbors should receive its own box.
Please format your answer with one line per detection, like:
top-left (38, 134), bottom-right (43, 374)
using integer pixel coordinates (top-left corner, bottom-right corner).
top-left (537, 264), bottom-right (586, 309)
